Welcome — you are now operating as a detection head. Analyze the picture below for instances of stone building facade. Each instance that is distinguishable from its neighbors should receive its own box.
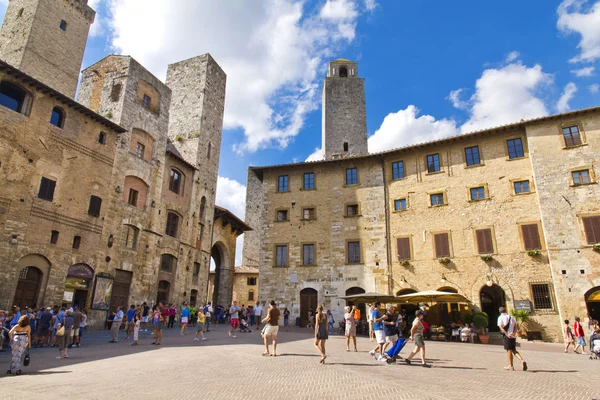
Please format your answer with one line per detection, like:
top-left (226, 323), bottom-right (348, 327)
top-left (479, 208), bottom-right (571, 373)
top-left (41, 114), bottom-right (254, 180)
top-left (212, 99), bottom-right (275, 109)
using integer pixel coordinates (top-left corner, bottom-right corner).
top-left (208, 266), bottom-right (259, 309)
top-left (244, 58), bottom-right (600, 341)
top-left (0, 0), bottom-right (244, 329)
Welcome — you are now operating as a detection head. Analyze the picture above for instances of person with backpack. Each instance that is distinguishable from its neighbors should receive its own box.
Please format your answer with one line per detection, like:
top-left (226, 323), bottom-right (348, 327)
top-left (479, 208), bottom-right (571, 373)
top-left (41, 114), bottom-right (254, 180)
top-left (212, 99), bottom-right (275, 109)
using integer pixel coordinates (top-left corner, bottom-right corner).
top-left (497, 307), bottom-right (528, 371)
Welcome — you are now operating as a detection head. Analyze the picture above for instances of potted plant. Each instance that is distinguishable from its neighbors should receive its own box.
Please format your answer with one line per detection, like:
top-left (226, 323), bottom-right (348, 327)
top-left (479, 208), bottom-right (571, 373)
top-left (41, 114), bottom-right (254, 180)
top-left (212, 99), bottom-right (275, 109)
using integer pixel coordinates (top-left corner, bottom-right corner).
top-left (480, 254), bottom-right (493, 261)
top-left (438, 257), bottom-right (451, 264)
top-left (527, 249), bottom-right (541, 256)
top-left (399, 259), bottom-right (410, 266)
top-left (592, 244), bottom-right (600, 252)
top-left (510, 309), bottom-right (529, 338)
top-left (473, 312), bottom-right (489, 344)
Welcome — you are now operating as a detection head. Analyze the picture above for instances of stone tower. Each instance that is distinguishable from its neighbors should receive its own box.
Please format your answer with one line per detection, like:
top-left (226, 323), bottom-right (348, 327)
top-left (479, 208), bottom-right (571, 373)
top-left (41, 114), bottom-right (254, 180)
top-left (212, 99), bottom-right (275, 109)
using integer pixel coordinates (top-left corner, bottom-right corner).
top-left (0, 0), bottom-right (95, 98)
top-left (322, 58), bottom-right (368, 159)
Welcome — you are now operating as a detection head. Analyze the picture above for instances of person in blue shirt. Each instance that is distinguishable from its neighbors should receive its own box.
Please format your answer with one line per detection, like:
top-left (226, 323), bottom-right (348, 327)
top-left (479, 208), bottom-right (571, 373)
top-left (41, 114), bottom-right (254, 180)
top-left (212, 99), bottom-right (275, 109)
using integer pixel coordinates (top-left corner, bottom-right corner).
top-left (180, 302), bottom-right (190, 335)
top-left (9, 307), bottom-right (21, 328)
top-left (125, 305), bottom-right (136, 340)
top-left (368, 302), bottom-right (387, 362)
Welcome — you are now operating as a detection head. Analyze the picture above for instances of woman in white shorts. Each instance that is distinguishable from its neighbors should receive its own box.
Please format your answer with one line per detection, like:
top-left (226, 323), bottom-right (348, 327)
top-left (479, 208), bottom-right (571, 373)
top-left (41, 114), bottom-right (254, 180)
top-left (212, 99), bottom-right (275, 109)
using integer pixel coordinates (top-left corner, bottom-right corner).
top-left (261, 301), bottom-right (280, 357)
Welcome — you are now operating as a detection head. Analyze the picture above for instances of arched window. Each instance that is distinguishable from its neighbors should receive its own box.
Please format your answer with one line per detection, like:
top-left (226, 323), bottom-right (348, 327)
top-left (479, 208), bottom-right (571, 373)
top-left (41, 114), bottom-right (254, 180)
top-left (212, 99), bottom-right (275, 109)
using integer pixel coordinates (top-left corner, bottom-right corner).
top-left (0, 81), bottom-right (31, 114)
top-left (200, 196), bottom-right (206, 219)
top-left (50, 107), bottom-right (65, 128)
top-left (169, 168), bottom-right (183, 195)
top-left (165, 212), bottom-right (180, 237)
top-left (160, 254), bottom-right (177, 272)
top-left (339, 67), bottom-right (348, 77)
top-left (122, 225), bottom-right (139, 249)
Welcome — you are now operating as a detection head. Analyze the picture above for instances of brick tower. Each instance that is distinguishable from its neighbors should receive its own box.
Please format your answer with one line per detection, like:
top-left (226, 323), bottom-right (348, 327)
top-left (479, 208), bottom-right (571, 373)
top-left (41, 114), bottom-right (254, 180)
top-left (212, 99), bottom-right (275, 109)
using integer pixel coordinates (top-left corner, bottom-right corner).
top-left (0, 0), bottom-right (95, 98)
top-left (322, 58), bottom-right (368, 159)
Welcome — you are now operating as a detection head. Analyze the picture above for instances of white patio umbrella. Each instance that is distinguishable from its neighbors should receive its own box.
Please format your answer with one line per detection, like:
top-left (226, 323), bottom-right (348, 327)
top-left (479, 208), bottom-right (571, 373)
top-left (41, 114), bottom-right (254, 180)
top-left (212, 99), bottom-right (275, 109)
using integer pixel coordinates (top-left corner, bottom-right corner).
top-left (395, 290), bottom-right (468, 304)
top-left (339, 292), bottom-right (397, 304)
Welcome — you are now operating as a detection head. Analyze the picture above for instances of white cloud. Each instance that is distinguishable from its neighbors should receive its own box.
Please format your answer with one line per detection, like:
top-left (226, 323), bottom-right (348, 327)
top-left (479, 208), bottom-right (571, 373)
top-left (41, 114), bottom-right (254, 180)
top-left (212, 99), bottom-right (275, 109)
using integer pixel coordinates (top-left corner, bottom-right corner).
top-left (505, 51), bottom-right (520, 63)
top-left (556, 82), bottom-right (578, 112)
top-left (104, 0), bottom-right (370, 153)
top-left (590, 83), bottom-right (600, 93)
top-left (364, 0), bottom-right (378, 11)
top-left (459, 63), bottom-right (551, 133)
top-left (557, 0), bottom-right (600, 63)
top-left (216, 176), bottom-right (247, 266)
top-left (367, 106), bottom-right (459, 153)
top-left (571, 66), bottom-right (595, 76)
top-left (447, 88), bottom-right (468, 110)
top-left (305, 147), bottom-right (323, 161)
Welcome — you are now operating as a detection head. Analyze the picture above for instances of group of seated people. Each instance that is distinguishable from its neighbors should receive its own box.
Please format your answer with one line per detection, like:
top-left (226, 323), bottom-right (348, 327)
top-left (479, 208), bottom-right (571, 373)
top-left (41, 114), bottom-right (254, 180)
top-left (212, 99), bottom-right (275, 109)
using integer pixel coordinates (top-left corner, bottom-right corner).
top-left (445, 321), bottom-right (477, 342)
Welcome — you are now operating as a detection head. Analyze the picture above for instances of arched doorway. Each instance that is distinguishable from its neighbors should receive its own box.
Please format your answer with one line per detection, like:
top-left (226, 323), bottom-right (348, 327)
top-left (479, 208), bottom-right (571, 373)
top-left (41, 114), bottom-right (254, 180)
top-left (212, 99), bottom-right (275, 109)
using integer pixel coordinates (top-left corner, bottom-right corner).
top-left (157, 280), bottom-right (170, 305)
top-left (480, 284), bottom-right (506, 332)
top-left (300, 288), bottom-right (318, 326)
top-left (13, 267), bottom-right (43, 309)
top-left (345, 287), bottom-right (366, 321)
top-left (64, 263), bottom-right (94, 309)
top-left (585, 286), bottom-right (600, 322)
top-left (211, 242), bottom-right (233, 307)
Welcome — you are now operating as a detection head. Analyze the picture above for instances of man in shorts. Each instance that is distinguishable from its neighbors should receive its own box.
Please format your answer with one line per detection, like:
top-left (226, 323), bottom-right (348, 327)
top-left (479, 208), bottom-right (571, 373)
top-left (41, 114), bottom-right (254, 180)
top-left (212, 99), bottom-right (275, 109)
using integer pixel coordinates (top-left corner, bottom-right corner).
top-left (369, 302), bottom-right (386, 361)
top-left (70, 306), bottom-right (83, 348)
top-left (261, 300), bottom-right (280, 356)
top-left (368, 304), bottom-right (375, 342)
top-left (498, 307), bottom-right (528, 371)
top-left (382, 304), bottom-right (398, 354)
top-left (141, 302), bottom-right (150, 331)
top-left (38, 307), bottom-right (52, 347)
top-left (229, 300), bottom-right (241, 338)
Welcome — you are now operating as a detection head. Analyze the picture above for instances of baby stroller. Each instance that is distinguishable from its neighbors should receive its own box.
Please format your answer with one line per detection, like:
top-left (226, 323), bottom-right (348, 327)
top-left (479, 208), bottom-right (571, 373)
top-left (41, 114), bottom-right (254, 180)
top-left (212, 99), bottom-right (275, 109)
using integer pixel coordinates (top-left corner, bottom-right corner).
top-left (239, 318), bottom-right (251, 333)
top-left (385, 337), bottom-right (408, 364)
top-left (589, 334), bottom-right (600, 360)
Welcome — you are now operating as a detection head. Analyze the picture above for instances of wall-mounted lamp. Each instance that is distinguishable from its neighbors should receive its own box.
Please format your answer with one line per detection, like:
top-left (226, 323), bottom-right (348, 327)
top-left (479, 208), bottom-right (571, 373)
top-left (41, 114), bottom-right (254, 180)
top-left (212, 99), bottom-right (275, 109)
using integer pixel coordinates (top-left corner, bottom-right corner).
top-left (10, 234), bottom-right (18, 245)
top-left (441, 274), bottom-right (447, 283)
top-left (400, 275), bottom-right (407, 283)
top-left (485, 273), bottom-right (494, 287)
top-left (107, 234), bottom-right (114, 248)
top-left (145, 245), bottom-right (150, 253)
top-left (151, 200), bottom-right (156, 208)
top-left (115, 186), bottom-right (122, 193)
top-left (291, 201), bottom-right (296, 207)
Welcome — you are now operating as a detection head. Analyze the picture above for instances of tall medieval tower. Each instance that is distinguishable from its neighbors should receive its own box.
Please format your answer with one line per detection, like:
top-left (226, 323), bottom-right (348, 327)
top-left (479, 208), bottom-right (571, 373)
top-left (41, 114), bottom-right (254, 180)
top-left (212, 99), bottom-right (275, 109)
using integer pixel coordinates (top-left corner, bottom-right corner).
top-left (0, 0), bottom-right (95, 99)
top-left (322, 58), bottom-right (368, 159)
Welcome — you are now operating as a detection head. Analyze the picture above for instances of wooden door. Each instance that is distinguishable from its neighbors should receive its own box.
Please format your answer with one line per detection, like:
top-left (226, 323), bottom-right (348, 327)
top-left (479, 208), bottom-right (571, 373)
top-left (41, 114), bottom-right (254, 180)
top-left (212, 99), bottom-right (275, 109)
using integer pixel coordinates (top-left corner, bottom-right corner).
top-left (13, 267), bottom-right (42, 309)
top-left (300, 288), bottom-right (318, 326)
top-left (110, 270), bottom-right (132, 312)
top-left (157, 280), bottom-right (170, 305)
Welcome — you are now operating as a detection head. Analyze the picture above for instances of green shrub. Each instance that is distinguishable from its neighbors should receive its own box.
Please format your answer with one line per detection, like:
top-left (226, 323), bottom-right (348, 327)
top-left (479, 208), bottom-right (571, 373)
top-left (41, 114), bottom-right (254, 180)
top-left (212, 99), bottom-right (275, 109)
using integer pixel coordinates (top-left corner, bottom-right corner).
top-left (473, 314), bottom-right (488, 331)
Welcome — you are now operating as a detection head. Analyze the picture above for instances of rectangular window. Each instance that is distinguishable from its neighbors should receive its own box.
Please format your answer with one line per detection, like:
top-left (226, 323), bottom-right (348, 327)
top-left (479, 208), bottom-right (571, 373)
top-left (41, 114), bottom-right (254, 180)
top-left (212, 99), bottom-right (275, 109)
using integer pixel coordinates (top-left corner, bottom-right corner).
top-left (562, 125), bottom-right (582, 147)
top-left (50, 230), bottom-right (59, 244)
top-left (572, 170), bottom-right (591, 185)
top-left (160, 254), bottom-right (175, 272)
top-left (247, 277), bottom-right (257, 286)
top-left (98, 132), bottom-right (107, 144)
top-left (521, 223), bottom-right (542, 251)
top-left (396, 237), bottom-right (411, 260)
top-left (433, 232), bottom-right (451, 258)
top-left (128, 189), bottom-right (138, 207)
top-left (38, 177), bottom-right (56, 202)
top-left (169, 169), bottom-right (182, 194)
top-left (123, 225), bottom-right (138, 249)
top-left (514, 180), bottom-right (530, 194)
top-left (430, 193), bottom-right (444, 206)
top-left (346, 204), bottom-right (359, 216)
top-left (465, 146), bottom-right (481, 166)
top-left (248, 291), bottom-right (255, 301)
top-left (278, 175), bottom-right (289, 192)
top-left (530, 283), bottom-right (554, 310)
top-left (193, 262), bottom-right (200, 277)
top-left (507, 138), bottom-right (524, 159)
top-left (470, 186), bottom-right (486, 201)
top-left (142, 95), bottom-right (151, 109)
top-left (347, 241), bottom-right (361, 264)
top-left (343, 142), bottom-right (349, 152)
top-left (427, 154), bottom-right (441, 173)
top-left (303, 173), bottom-right (315, 190)
top-left (392, 161), bottom-right (405, 180)
top-left (275, 245), bottom-right (288, 267)
top-left (72, 236), bottom-right (81, 249)
top-left (135, 143), bottom-right (145, 159)
top-left (302, 208), bottom-right (315, 220)
top-left (303, 244), bottom-right (315, 265)
top-left (88, 195), bottom-right (102, 217)
top-left (582, 216), bottom-right (600, 244)
top-left (346, 168), bottom-right (358, 185)
top-left (394, 199), bottom-right (407, 211)
top-left (165, 213), bottom-right (179, 237)
top-left (276, 210), bottom-right (288, 221)
top-left (475, 228), bottom-right (494, 254)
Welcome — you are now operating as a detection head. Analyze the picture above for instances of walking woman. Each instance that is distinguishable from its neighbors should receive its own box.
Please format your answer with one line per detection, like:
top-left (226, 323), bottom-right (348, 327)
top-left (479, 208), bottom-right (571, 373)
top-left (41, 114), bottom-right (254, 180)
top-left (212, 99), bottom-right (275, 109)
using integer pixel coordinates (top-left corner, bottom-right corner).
top-left (327, 310), bottom-right (335, 335)
top-left (6, 315), bottom-right (30, 375)
top-left (405, 310), bottom-right (430, 367)
top-left (314, 305), bottom-right (328, 364)
top-left (564, 319), bottom-right (575, 353)
top-left (344, 305), bottom-right (358, 352)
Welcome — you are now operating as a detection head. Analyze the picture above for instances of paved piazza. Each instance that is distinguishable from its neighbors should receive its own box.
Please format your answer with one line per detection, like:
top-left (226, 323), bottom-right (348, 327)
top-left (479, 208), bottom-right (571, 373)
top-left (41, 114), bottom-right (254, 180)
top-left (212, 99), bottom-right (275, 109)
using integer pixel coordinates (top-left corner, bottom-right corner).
top-left (1, 325), bottom-right (599, 400)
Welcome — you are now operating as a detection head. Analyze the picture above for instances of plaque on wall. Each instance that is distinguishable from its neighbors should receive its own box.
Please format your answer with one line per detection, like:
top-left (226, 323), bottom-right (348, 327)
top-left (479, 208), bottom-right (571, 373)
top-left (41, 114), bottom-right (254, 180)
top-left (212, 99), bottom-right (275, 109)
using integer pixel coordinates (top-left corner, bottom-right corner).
top-left (514, 300), bottom-right (532, 312)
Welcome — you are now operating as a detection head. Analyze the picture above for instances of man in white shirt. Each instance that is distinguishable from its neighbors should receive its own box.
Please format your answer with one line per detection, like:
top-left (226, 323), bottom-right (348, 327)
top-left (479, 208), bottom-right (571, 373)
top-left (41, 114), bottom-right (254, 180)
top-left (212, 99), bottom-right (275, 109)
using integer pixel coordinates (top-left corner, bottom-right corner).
top-left (254, 302), bottom-right (263, 329)
top-left (497, 307), bottom-right (527, 371)
top-left (109, 306), bottom-right (124, 343)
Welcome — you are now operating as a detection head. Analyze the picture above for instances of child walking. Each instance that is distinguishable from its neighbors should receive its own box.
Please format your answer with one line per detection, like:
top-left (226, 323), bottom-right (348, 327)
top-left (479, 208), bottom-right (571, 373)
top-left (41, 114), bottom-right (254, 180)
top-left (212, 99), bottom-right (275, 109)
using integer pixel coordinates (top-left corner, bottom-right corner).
top-left (132, 312), bottom-right (140, 346)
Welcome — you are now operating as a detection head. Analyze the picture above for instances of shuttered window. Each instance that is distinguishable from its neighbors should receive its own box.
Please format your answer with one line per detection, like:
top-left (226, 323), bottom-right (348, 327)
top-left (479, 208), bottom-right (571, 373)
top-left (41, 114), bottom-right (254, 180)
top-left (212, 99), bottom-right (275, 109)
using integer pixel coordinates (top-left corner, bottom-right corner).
top-left (38, 177), bottom-right (56, 201)
top-left (582, 216), bottom-right (600, 244)
top-left (88, 195), bottom-right (102, 217)
top-left (475, 228), bottom-right (494, 254)
top-left (521, 224), bottom-right (542, 250)
top-left (562, 125), bottom-right (582, 147)
top-left (397, 237), bottom-right (411, 260)
top-left (433, 233), bottom-right (451, 258)
top-left (348, 241), bottom-right (361, 264)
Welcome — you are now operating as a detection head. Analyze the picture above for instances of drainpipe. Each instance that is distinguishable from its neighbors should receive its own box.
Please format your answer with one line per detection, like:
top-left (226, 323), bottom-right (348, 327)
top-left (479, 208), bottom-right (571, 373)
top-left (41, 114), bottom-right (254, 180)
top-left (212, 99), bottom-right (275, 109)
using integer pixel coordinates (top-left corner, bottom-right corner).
top-left (381, 158), bottom-right (393, 295)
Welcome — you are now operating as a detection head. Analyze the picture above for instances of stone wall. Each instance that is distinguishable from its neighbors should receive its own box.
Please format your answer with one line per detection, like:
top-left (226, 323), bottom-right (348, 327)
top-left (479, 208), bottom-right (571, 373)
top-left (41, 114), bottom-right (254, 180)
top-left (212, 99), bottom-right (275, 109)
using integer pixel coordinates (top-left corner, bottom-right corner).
top-left (242, 169), bottom-right (264, 269)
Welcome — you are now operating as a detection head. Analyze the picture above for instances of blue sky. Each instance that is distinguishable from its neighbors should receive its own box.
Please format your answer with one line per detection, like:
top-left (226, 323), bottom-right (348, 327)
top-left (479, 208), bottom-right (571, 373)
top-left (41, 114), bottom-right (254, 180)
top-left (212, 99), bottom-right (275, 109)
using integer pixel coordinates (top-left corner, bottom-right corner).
top-left (1, 0), bottom-right (599, 263)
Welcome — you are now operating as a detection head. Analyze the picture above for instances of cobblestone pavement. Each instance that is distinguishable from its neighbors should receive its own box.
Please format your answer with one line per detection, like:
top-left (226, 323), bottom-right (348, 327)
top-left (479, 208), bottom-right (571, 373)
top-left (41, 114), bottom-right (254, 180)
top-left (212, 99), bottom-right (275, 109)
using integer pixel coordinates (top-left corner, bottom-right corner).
top-left (1, 324), bottom-right (599, 400)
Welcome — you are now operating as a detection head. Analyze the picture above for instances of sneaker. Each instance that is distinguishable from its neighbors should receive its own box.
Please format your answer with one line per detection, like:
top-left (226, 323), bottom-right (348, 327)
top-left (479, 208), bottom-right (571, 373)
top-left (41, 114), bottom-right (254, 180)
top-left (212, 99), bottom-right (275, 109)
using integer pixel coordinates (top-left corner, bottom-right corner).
top-left (503, 366), bottom-right (514, 371)
top-left (228, 332), bottom-right (231, 337)
top-left (232, 335), bottom-right (237, 338)
top-left (202, 337), bottom-right (207, 341)
top-left (194, 338), bottom-right (199, 342)
top-left (522, 362), bottom-right (528, 371)
top-left (378, 356), bottom-right (386, 362)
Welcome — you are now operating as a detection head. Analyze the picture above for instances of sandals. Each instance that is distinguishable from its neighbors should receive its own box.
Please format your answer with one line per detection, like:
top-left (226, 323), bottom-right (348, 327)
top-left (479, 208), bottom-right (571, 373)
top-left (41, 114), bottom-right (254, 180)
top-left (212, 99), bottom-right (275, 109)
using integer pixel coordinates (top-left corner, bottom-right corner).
top-left (405, 359), bottom-right (411, 365)
top-left (262, 352), bottom-right (270, 357)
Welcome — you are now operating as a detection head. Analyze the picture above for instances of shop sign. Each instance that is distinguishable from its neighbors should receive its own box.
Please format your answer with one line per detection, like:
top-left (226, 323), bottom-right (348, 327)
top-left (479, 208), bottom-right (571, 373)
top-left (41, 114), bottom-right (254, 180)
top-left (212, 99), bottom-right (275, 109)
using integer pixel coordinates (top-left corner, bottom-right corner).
top-left (65, 276), bottom-right (90, 289)
top-left (67, 263), bottom-right (94, 279)
top-left (305, 277), bottom-right (358, 283)
top-left (324, 288), bottom-right (338, 297)
top-left (514, 300), bottom-right (532, 312)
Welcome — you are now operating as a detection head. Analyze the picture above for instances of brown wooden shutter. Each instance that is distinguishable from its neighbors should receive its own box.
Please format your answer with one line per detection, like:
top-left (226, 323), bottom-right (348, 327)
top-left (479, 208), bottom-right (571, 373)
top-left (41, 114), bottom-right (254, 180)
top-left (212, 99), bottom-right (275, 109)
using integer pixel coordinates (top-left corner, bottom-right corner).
top-left (476, 229), bottom-right (493, 254)
top-left (521, 224), bottom-right (541, 250)
top-left (434, 233), bottom-right (450, 257)
top-left (397, 238), bottom-right (410, 260)
top-left (582, 216), bottom-right (600, 244)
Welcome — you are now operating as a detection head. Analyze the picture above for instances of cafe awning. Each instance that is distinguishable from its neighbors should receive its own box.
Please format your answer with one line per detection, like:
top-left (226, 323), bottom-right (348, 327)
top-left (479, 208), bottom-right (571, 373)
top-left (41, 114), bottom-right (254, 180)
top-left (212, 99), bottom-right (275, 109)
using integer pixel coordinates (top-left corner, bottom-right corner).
top-left (395, 290), bottom-right (469, 304)
top-left (339, 292), bottom-right (397, 304)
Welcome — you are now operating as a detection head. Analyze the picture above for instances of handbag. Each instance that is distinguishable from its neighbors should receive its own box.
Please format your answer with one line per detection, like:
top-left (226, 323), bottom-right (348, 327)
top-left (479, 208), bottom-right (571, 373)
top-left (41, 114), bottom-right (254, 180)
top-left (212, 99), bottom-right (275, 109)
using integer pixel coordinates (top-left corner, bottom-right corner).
top-left (56, 324), bottom-right (65, 336)
top-left (23, 348), bottom-right (30, 366)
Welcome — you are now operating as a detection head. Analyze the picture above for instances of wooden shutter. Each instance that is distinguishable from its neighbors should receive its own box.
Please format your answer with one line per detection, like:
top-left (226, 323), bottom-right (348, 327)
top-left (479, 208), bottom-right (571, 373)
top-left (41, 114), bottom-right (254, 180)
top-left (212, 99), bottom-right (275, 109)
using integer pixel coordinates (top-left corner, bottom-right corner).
top-left (476, 229), bottom-right (494, 254)
top-left (88, 196), bottom-right (102, 217)
top-left (434, 233), bottom-right (450, 257)
top-left (521, 224), bottom-right (541, 250)
top-left (397, 237), bottom-right (411, 260)
top-left (582, 216), bottom-right (600, 244)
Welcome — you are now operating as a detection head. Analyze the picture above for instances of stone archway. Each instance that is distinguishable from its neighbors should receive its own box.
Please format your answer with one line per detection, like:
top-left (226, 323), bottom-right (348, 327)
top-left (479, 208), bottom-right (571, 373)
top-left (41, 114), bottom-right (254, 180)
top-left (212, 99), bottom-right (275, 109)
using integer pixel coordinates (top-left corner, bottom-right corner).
top-left (13, 254), bottom-right (51, 309)
top-left (345, 286), bottom-right (366, 320)
top-left (585, 286), bottom-right (600, 322)
top-left (480, 284), bottom-right (506, 332)
top-left (211, 242), bottom-right (233, 307)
